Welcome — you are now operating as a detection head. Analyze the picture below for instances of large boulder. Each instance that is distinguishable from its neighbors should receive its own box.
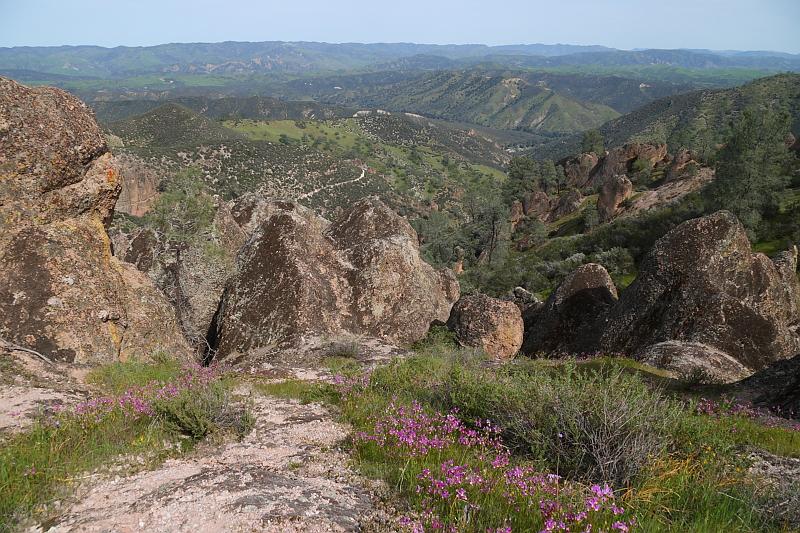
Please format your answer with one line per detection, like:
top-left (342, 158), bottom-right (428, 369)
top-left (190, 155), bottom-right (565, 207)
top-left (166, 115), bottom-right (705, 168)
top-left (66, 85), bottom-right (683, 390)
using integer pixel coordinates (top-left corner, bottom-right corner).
top-left (597, 174), bottom-right (633, 222)
top-left (0, 77), bottom-right (119, 244)
top-left (447, 294), bottom-right (524, 359)
top-left (522, 263), bottom-right (618, 355)
top-left (733, 353), bottom-right (800, 417)
top-left (601, 211), bottom-right (800, 370)
top-left (640, 341), bottom-right (753, 384)
top-left (213, 197), bottom-right (459, 359)
top-left (0, 77), bottom-right (190, 363)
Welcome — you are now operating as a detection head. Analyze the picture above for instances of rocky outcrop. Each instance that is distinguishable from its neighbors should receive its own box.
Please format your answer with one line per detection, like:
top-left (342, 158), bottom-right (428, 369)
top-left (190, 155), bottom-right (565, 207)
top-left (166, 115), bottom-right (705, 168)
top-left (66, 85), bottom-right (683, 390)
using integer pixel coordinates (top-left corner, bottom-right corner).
top-left (562, 152), bottom-right (600, 189)
top-left (214, 197), bottom-right (459, 359)
top-left (114, 153), bottom-right (162, 216)
top-left (558, 143), bottom-right (668, 190)
top-left (601, 211), bottom-right (800, 370)
top-left (112, 201), bottom-right (245, 351)
top-left (664, 148), bottom-right (698, 182)
top-left (0, 77), bottom-right (190, 363)
top-left (447, 294), bottom-right (523, 359)
top-left (0, 77), bottom-right (118, 244)
top-left (590, 143), bottom-right (667, 187)
top-left (509, 200), bottom-right (525, 229)
top-left (547, 189), bottom-right (583, 222)
top-left (597, 175), bottom-right (633, 222)
top-left (522, 263), bottom-right (618, 355)
top-left (522, 190), bottom-right (552, 222)
top-left (621, 168), bottom-right (714, 216)
top-left (640, 341), bottom-right (753, 384)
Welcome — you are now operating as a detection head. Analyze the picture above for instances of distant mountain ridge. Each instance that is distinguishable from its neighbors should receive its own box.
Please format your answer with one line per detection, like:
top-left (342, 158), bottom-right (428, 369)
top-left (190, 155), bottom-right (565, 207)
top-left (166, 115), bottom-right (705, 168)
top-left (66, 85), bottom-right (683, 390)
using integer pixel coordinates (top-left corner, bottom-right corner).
top-left (0, 41), bottom-right (797, 79)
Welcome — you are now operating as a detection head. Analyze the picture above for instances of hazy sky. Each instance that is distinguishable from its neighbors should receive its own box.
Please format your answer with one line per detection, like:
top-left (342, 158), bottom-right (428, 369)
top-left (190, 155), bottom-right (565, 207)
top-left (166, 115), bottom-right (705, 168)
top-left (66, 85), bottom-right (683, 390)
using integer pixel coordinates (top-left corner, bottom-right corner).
top-left (1, 0), bottom-right (799, 53)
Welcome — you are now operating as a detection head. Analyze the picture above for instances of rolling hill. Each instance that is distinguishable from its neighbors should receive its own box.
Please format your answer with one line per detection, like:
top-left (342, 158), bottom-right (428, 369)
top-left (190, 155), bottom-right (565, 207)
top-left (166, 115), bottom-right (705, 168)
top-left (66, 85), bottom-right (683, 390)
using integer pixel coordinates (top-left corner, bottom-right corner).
top-left (279, 70), bottom-right (697, 133)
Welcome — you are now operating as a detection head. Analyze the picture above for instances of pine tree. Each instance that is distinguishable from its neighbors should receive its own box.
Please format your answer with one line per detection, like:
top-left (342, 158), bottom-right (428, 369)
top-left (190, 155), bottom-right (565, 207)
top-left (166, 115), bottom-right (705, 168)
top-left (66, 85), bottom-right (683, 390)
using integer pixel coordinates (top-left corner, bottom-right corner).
top-left (704, 105), bottom-right (792, 236)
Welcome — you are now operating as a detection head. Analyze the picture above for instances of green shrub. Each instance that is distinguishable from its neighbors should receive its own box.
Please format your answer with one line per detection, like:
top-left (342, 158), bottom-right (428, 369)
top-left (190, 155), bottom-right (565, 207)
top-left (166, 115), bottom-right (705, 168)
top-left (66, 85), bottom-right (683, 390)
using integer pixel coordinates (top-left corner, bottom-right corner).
top-left (439, 361), bottom-right (683, 486)
top-left (86, 353), bottom-right (182, 393)
top-left (153, 382), bottom-right (252, 440)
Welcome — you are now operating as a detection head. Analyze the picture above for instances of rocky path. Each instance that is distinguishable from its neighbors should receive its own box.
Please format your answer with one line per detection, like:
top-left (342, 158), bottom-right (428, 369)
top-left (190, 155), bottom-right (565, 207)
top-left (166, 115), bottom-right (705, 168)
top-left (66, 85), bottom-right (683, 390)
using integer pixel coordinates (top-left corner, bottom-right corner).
top-left (47, 387), bottom-right (396, 533)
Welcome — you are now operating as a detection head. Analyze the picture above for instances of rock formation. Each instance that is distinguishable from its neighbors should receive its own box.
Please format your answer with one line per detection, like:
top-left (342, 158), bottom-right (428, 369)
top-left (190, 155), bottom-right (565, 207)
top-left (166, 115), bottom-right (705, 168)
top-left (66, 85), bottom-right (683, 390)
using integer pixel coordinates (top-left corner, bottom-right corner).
top-left (597, 174), bottom-right (633, 222)
top-left (558, 143), bottom-right (668, 190)
top-left (664, 148), bottom-right (698, 182)
top-left (0, 77), bottom-right (190, 363)
top-left (522, 190), bottom-right (552, 222)
top-left (522, 263), bottom-right (618, 355)
top-left (447, 294), bottom-right (524, 359)
top-left (601, 211), bottom-right (800, 370)
top-left (114, 153), bottom-right (162, 217)
top-left (591, 143), bottom-right (667, 187)
top-left (509, 200), bottom-right (525, 229)
top-left (547, 189), bottom-right (583, 222)
top-left (733, 354), bottom-right (800, 417)
top-left (562, 152), bottom-right (600, 189)
top-left (213, 197), bottom-right (459, 359)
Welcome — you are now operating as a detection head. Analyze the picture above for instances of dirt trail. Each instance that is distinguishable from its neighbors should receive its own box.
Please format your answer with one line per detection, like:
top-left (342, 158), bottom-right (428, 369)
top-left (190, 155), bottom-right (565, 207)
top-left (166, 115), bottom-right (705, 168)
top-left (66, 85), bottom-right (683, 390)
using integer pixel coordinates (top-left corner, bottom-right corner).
top-left (298, 165), bottom-right (367, 201)
top-left (46, 387), bottom-right (396, 533)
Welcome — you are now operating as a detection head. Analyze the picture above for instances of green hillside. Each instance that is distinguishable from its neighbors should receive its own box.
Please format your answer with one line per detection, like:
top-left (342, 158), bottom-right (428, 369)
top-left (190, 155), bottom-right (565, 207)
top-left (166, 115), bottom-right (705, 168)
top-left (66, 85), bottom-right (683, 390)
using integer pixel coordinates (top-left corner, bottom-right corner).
top-left (93, 96), bottom-right (354, 125)
top-left (108, 103), bottom-right (242, 147)
top-left (531, 73), bottom-right (800, 160)
top-left (291, 70), bottom-right (623, 133)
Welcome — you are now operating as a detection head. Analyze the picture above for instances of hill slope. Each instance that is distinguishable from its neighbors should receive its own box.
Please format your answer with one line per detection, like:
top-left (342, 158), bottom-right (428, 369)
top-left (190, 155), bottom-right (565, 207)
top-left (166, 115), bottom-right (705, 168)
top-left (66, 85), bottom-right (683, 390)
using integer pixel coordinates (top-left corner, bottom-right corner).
top-left (286, 71), bottom-right (626, 133)
top-left (109, 103), bottom-right (242, 147)
top-left (94, 96), bottom-right (354, 125)
top-left (531, 73), bottom-right (800, 160)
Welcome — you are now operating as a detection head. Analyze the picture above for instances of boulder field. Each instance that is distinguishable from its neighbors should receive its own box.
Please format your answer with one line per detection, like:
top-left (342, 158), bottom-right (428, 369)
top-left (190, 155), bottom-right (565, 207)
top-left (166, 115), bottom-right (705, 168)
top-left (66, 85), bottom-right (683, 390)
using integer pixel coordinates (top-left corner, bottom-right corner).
top-left (2, 76), bottom-right (798, 380)
top-left (523, 211), bottom-right (800, 381)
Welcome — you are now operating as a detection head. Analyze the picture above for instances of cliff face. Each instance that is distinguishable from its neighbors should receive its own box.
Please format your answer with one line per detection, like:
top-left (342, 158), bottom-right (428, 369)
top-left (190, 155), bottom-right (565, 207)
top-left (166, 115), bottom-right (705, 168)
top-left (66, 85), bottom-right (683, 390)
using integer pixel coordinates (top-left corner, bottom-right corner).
top-left (0, 77), bottom-right (190, 363)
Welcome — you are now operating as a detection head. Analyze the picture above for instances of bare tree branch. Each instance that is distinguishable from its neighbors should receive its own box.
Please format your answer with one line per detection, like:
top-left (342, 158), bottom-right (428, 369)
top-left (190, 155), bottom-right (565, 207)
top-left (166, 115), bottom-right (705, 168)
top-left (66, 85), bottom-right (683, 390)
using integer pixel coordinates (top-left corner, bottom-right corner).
top-left (0, 337), bottom-right (54, 365)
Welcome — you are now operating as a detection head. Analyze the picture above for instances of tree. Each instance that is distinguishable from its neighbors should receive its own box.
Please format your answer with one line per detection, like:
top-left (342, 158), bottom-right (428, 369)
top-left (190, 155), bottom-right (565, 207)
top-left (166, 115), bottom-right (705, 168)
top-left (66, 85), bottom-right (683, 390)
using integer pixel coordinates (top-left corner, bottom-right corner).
top-left (703, 105), bottom-right (792, 237)
top-left (503, 156), bottom-right (539, 203)
top-left (146, 167), bottom-right (215, 245)
top-left (539, 160), bottom-right (560, 193)
top-left (581, 129), bottom-right (604, 155)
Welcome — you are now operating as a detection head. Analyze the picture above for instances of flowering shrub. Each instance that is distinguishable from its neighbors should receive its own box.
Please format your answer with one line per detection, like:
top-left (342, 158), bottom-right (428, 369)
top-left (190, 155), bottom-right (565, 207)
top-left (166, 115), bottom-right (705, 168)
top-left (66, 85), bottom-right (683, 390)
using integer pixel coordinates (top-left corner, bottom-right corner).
top-left (350, 398), bottom-right (635, 532)
top-left (72, 363), bottom-right (220, 420)
top-left (330, 355), bottom-right (799, 532)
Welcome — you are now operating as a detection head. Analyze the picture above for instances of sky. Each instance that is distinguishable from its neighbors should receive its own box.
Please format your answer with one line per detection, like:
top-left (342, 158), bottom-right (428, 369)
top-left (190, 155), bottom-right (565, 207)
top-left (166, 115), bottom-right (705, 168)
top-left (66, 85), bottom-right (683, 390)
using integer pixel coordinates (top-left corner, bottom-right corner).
top-left (1, 0), bottom-right (799, 53)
